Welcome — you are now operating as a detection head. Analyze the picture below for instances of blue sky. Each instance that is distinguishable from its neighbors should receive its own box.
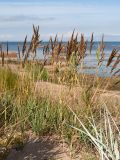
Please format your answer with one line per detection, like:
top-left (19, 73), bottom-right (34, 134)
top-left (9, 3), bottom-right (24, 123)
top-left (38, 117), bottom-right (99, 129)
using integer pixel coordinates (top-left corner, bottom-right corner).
top-left (0, 0), bottom-right (120, 41)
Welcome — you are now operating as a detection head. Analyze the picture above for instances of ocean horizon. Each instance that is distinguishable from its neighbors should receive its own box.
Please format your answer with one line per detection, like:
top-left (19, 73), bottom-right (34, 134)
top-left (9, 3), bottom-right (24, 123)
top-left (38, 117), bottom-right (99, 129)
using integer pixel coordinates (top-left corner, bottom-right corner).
top-left (1, 41), bottom-right (120, 51)
top-left (1, 41), bottom-right (119, 77)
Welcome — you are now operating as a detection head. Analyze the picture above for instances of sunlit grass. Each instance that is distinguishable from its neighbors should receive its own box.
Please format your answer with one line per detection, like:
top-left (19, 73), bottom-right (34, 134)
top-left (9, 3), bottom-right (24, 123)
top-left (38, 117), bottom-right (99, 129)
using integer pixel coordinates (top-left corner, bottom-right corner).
top-left (0, 26), bottom-right (119, 159)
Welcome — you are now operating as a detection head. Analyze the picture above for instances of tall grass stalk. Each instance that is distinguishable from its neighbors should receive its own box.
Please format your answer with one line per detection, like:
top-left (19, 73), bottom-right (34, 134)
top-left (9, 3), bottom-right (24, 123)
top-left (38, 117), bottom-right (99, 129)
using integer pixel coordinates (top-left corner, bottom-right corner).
top-left (69, 105), bottom-right (120, 160)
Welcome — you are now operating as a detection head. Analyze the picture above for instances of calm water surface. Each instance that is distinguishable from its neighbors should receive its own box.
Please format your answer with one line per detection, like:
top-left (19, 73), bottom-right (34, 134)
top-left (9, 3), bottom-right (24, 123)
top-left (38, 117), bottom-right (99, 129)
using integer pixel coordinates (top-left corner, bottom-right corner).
top-left (1, 41), bottom-right (120, 77)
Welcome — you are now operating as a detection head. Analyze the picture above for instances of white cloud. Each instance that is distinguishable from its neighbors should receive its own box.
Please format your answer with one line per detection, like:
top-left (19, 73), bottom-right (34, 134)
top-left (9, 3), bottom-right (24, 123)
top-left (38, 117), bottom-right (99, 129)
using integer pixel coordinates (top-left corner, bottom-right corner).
top-left (0, 15), bottom-right (55, 22)
top-left (0, 34), bottom-right (14, 41)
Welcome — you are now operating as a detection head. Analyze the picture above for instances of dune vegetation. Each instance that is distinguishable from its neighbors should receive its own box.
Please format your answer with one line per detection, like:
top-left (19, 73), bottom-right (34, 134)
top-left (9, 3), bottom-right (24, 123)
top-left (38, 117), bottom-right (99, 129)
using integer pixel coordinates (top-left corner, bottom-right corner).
top-left (0, 25), bottom-right (120, 160)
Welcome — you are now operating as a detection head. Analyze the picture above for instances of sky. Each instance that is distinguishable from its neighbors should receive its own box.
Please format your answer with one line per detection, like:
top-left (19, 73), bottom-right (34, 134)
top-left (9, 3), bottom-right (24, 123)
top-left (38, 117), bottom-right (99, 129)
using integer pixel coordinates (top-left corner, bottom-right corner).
top-left (0, 0), bottom-right (120, 41)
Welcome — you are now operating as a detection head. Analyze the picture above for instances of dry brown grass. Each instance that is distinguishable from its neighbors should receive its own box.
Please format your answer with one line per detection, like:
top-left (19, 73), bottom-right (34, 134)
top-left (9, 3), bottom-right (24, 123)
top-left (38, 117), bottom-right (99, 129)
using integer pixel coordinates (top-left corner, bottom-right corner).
top-left (35, 81), bottom-right (120, 107)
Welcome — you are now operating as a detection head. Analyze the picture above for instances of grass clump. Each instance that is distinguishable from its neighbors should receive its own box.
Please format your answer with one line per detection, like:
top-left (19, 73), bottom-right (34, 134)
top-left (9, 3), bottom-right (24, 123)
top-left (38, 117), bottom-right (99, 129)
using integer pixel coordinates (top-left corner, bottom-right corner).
top-left (0, 69), bottom-right (119, 160)
top-left (25, 62), bottom-right (49, 81)
top-left (69, 106), bottom-right (120, 160)
top-left (0, 68), bottom-right (18, 92)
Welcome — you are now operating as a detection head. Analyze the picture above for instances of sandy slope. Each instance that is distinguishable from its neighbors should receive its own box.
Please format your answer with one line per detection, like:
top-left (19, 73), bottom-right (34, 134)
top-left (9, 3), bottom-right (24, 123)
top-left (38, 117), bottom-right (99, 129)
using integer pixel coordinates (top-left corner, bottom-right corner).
top-left (6, 136), bottom-right (71, 160)
top-left (35, 81), bottom-right (120, 106)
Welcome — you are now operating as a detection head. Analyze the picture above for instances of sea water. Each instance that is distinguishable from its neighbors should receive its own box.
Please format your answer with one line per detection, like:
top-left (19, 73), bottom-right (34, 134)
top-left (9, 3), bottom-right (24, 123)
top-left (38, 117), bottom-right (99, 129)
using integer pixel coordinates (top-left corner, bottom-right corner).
top-left (1, 41), bottom-right (120, 77)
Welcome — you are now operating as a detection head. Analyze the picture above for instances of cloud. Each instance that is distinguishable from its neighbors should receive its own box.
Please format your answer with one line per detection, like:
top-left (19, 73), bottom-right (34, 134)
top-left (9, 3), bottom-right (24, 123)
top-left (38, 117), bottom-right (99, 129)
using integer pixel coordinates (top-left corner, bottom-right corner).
top-left (0, 15), bottom-right (55, 22)
top-left (41, 31), bottom-right (120, 42)
top-left (0, 34), bottom-right (14, 40)
top-left (41, 30), bottom-right (82, 41)
top-left (0, 1), bottom-right (120, 41)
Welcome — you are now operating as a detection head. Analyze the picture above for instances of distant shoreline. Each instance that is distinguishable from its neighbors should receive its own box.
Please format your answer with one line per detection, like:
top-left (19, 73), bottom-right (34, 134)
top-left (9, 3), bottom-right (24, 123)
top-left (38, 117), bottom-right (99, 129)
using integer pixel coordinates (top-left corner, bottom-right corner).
top-left (0, 41), bottom-right (120, 43)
